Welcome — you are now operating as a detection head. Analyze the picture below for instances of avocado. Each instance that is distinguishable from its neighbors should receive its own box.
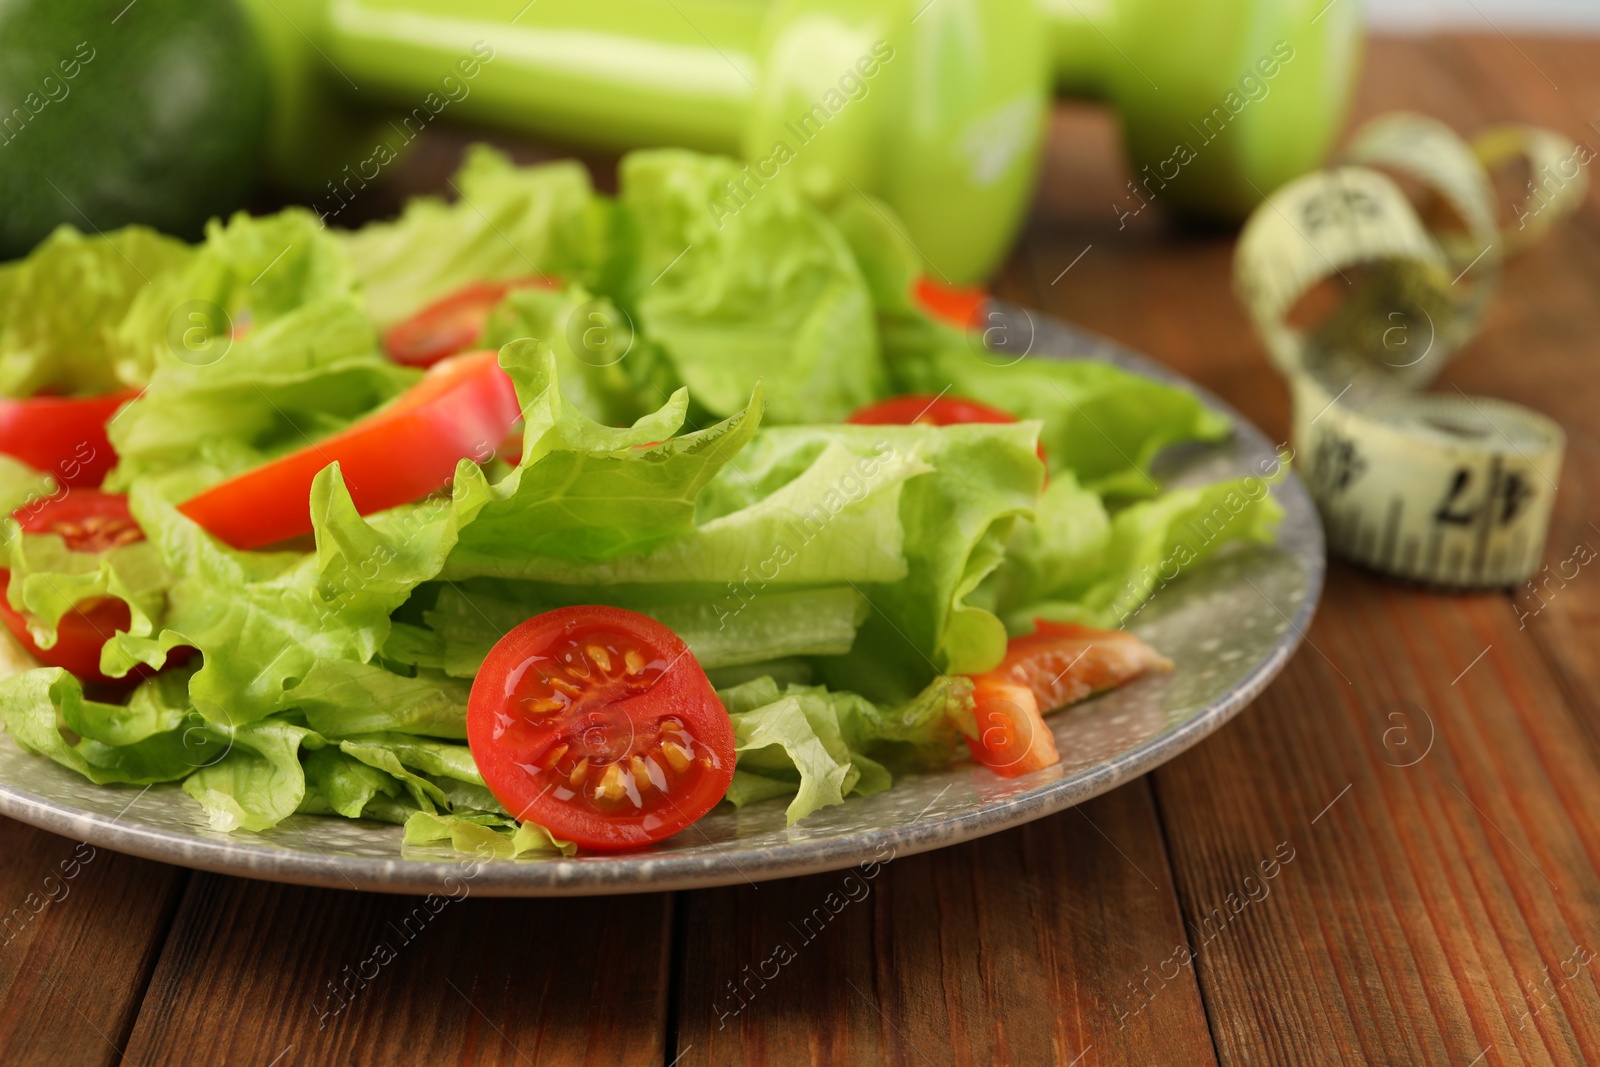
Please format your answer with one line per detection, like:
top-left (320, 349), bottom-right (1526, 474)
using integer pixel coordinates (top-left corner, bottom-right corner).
top-left (0, 0), bottom-right (270, 257)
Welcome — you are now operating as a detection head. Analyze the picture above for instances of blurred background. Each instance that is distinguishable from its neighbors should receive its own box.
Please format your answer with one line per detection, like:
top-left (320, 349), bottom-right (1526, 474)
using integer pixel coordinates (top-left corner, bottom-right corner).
top-left (1, 0), bottom-right (1594, 277)
top-left (1371, 1), bottom-right (1600, 32)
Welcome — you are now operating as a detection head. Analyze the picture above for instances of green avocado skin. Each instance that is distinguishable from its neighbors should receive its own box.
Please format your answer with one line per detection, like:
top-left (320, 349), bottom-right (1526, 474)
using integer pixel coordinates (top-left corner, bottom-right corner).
top-left (0, 0), bottom-right (270, 258)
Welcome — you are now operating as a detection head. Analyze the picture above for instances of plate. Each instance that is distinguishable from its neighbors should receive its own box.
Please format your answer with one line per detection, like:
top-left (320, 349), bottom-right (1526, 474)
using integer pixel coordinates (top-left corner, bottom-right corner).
top-left (0, 307), bottom-right (1324, 896)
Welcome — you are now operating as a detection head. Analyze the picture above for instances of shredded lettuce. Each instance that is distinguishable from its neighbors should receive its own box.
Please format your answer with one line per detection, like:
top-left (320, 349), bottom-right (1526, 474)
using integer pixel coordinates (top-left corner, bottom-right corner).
top-left (0, 145), bottom-right (1290, 852)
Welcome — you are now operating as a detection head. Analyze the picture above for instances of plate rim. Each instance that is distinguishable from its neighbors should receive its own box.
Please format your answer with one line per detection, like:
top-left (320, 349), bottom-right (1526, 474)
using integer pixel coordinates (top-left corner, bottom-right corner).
top-left (0, 307), bottom-right (1326, 896)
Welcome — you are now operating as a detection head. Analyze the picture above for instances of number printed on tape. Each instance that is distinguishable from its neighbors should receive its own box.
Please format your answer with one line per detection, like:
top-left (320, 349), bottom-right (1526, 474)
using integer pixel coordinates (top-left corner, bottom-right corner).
top-left (1234, 112), bottom-right (1583, 588)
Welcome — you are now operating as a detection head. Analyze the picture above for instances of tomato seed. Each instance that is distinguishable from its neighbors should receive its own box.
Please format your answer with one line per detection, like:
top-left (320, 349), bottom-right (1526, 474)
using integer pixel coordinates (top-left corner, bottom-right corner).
top-left (629, 756), bottom-right (656, 793)
top-left (593, 761), bottom-right (627, 802)
top-left (525, 696), bottom-right (564, 716)
top-left (640, 755), bottom-right (668, 792)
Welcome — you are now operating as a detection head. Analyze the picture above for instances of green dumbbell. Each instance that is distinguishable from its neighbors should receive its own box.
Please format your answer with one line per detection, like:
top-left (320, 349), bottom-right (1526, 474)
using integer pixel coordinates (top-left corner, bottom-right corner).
top-left (1042, 0), bottom-right (1365, 222)
top-left (243, 0), bottom-right (1362, 282)
top-left (247, 0), bottom-right (1050, 285)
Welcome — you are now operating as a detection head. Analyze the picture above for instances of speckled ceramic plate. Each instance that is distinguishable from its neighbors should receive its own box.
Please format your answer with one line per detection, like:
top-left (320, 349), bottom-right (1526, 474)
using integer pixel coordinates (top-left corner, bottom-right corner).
top-left (0, 307), bottom-right (1324, 896)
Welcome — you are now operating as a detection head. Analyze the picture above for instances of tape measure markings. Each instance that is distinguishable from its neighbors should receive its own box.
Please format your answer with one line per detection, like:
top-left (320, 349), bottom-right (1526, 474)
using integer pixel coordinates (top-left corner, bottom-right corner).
top-left (1236, 117), bottom-right (1582, 589)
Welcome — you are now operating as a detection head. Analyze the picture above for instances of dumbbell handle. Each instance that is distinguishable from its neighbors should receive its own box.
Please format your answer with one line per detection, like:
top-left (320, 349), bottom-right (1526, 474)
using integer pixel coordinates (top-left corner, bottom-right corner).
top-left (246, 0), bottom-right (1359, 273)
top-left (326, 0), bottom-right (763, 154)
top-left (250, 0), bottom-right (1050, 283)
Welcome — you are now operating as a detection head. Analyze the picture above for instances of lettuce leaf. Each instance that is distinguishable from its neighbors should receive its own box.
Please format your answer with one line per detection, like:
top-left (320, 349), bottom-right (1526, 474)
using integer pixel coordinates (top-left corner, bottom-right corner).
top-left (725, 688), bottom-right (862, 824)
top-left (714, 423), bottom-right (1043, 703)
top-left (444, 340), bottom-right (767, 573)
top-left (610, 150), bottom-right (886, 424)
top-left (114, 208), bottom-right (357, 385)
top-left (104, 463), bottom-right (483, 716)
top-left (303, 746), bottom-right (402, 818)
top-left (992, 472), bottom-right (1285, 630)
top-left (981, 470), bottom-right (1110, 624)
top-left (0, 457), bottom-right (56, 519)
top-left (182, 717), bottom-right (321, 832)
top-left (402, 811), bottom-right (575, 858)
top-left (292, 660), bottom-right (471, 739)
top-left (4, 520), bottom-right (171, 656)
top-left (719, 674), bottom-right (972, 824)
top-left (481, 282), bottom-right (670, 429)
top-left (388, 580), bottom-right (867, 677)
top-left (453, 435), bottom-right (925, 590)
top-left (886, 342), bottom-right (1230, 498)
top-left (0, 667), bottom-right (225, 786)
top-left (105, 297), bottom-right (417, 501)
top-left (340, 147), bottom-right (609, 328)
top-left (0, 225), bottom-right (191, 397)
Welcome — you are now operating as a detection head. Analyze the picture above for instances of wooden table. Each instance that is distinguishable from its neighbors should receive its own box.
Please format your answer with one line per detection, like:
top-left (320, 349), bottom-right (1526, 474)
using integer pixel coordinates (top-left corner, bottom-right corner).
top-left (5, 33), bottom-right (1600, 1066)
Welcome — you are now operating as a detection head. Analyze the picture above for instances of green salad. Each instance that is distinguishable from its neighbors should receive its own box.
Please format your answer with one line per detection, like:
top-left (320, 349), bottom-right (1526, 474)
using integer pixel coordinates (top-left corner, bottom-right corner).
top-left (0, 147), bottom-right (1282, 856)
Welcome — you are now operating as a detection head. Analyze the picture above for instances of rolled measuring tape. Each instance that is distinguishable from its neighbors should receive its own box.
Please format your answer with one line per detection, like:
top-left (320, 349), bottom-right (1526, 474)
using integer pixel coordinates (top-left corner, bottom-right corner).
top-left (1235, 113), bottom-right (1581, 588)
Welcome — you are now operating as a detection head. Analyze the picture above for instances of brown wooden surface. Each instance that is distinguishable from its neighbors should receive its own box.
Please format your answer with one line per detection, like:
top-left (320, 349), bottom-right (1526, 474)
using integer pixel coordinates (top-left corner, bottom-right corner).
top-left (4, 31), bottom-right (1600, 1067)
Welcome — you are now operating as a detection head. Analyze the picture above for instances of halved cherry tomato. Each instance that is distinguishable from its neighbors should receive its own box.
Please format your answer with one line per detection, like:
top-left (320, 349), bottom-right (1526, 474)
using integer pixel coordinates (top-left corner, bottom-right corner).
top-left (12, 489), bottom-right (144, 551)
top-left (178, 350), bottom-right (521, 550)
top-left (466, 606), bottom-right (735, 852)
top-left (913, 277), bottom-right (988, 330)
top-left (0, 491), bottom-right (151, 683)
top-left (847, 393), bottom-right (1047, 465)
top-left (0, 389), bottom-right (137, 487)
top-left (961, 620), bottom-right (1172, 778)
top-left (384, 277), bottom-right (557, 367)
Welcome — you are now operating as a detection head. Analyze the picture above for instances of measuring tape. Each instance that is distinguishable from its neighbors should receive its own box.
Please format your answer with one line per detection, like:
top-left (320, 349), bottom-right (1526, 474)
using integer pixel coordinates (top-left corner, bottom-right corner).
top-left (1234, 113), bottom-right (1581, 588)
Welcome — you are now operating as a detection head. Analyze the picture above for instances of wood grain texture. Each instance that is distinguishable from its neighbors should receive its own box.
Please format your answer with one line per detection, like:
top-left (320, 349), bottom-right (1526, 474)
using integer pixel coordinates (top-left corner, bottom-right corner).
top-left (2, 31), bottom-right (1598, 1067)
top-left (1153, 572), bottom-right (1600, 1066)
top-left (1023, 32), bottom-right (1600, 1067)
top-left (120, 873), bottom-right (673, 1066)
top-left (672, 782), bottom-right (1216, 1067)
top-left (0, 815), bottom-right (185, 1067)
top-left (1435, 35), bottom-right (1600, 763)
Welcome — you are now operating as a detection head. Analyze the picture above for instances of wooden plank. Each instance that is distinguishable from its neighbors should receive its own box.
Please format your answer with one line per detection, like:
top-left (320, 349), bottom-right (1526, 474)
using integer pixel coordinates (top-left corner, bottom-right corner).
top-left (10, 33), bottom-right (1597, 1067)
top-left (121, 873), bottom-right (673, 1066)
top-left (1439, 33), bottom-right (1600, 762)
top-left (1159, 570), bottom-right (1600, 1065)
top-left (0, 815), bottom-right (186, 1066)
top-left (671, 781), bottom-right (1217, 1066)
top-left (1016, 32), bottom-right (1600, 1067)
